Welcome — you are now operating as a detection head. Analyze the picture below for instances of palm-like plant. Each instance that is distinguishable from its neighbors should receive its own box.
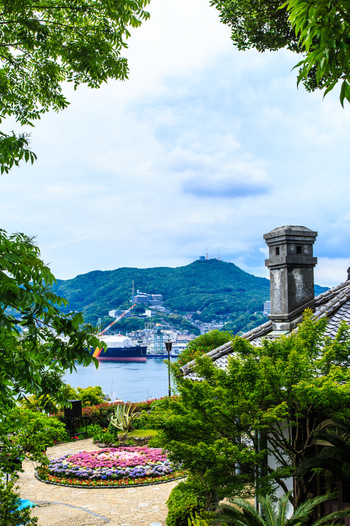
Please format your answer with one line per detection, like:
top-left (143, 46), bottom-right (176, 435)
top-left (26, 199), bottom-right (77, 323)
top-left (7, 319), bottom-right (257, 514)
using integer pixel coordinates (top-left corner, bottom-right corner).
top-left (109, 403), bottom-right (141, 434)
top-left (204, 492), bottom-right (350, 526)
top-left (297, 426), bottom-right (350, 488)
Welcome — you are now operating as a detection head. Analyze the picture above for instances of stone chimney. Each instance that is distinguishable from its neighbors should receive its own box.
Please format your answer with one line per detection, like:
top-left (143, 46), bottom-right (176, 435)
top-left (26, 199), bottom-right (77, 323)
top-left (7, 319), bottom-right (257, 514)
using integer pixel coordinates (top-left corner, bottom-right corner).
top-left (264, 226), bottom-right (318, 331)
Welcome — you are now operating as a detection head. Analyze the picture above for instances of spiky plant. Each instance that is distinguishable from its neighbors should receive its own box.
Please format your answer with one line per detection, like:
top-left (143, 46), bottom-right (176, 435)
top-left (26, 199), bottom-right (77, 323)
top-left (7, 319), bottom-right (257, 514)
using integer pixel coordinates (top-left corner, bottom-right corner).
top-left (206, 492), bottom-right (350, 526)
top-left (109, 403), bottom-right (141, 434)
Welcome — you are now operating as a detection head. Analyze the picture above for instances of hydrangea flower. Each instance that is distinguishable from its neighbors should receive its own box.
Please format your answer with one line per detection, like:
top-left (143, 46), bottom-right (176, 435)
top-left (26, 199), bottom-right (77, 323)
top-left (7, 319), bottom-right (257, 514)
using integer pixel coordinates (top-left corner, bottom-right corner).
top-left (45, 446), bottom-right (181, 486)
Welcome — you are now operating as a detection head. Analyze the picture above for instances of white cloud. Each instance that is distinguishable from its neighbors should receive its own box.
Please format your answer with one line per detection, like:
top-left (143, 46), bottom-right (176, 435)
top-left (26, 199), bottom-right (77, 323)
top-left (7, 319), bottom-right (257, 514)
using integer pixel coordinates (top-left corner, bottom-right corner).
top-left (1, 0), bottom-right (350, 288)
top-left (315, 258), bottom-right (350, 287)
top-left (182, 161), bottom-right (272, 198)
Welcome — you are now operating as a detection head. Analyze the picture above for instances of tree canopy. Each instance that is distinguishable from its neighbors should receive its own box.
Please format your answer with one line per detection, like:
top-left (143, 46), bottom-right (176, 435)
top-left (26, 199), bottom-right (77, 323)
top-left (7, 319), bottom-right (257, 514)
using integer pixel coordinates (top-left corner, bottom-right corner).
top-left (210, 0), bottom-right (350, 103)
top-left (150, 311), bottom-right (350, 509)
top-left (285, 0), bottom-right (350, 105)
top-left (177, 329), bottom-right (233, 366)
top-left (0, 229), bottom-right (101, 412)
top-left (210, 0), bottom-right (299, 53)
top-left (0, 0), bottom-right (150, 173)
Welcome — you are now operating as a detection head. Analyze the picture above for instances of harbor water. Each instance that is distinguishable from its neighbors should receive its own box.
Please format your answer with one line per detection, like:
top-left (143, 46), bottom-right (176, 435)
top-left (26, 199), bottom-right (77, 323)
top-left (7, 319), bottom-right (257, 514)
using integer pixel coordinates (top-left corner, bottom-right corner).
top-left (63, 358), bottom-right (175, 402)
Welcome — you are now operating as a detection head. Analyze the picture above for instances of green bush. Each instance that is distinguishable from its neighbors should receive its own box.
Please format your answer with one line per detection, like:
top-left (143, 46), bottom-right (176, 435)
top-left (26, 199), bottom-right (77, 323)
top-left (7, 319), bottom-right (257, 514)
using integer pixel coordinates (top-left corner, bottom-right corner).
top-left (2, 407), bottom-right (68, 454)
top-left (77, 386), bottom-right (107, 406)
top-left (187, 514), bottom-right (212, 526)
top-left (0, 478), bottom-right (38, 526)
top-left (131, 398), bottom-right (168, 411)
top-left (166, 480), bottom-right (206, 526)
top-left (87, 424), bottom-right (103, 441)
top-left (57, 398), bottom-right (170, 435)
top-left (88, 424), bottom-right (119, 445)
top-left (82, 402), bottom-right (115, 426)
top-left (177, 330), bottom-right (233, 367)
top-left (57, 401), bottom-right (117, 430)
top-left (132, 411), bottom-right (153, 429)
top-left (60, 384), bottom-right (107, 407)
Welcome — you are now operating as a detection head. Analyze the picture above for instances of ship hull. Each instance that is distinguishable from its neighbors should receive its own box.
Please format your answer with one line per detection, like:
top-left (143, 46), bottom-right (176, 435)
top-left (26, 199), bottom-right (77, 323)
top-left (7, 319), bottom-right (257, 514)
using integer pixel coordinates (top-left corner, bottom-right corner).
top-left (95, 345), bottom-right (147, 363)
top-left (97, 356), bottom-right (146, 362)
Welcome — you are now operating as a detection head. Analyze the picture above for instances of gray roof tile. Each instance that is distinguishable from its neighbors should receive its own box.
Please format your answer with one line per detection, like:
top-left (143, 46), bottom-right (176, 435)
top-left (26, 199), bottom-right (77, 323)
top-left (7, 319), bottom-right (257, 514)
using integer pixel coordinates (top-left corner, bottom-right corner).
top-left (181, 280), bottom-right (350, 379)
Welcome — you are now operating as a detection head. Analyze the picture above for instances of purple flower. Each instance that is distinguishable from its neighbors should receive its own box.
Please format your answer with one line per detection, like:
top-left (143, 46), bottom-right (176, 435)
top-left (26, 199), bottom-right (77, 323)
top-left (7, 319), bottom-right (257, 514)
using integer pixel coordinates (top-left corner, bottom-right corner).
top-left (48, 446), bottom-right (177, 485)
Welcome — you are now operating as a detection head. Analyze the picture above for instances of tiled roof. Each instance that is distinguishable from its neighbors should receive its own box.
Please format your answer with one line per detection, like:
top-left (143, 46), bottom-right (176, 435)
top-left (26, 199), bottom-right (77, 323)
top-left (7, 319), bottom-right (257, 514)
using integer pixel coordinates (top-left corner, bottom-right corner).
top-left (181, 280), bottom-right (350, 380)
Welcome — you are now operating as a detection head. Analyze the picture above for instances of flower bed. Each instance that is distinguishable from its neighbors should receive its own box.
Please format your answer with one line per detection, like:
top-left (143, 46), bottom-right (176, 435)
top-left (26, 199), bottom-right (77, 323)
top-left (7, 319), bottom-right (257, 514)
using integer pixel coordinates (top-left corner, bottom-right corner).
top-left (38, 446), bottom-right (186, 487)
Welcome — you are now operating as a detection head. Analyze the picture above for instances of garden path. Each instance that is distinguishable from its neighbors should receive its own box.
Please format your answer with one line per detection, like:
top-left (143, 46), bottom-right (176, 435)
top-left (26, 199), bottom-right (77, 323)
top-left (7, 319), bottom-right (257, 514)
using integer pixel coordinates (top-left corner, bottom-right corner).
top-left (18, 438), bottom-right (180, 526)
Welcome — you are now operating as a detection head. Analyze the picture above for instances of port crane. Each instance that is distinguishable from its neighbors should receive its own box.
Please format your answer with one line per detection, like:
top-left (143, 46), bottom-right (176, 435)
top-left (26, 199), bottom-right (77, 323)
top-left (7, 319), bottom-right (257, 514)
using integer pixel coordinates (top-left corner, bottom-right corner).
top-left (92, 304), bottom-right (137, 358)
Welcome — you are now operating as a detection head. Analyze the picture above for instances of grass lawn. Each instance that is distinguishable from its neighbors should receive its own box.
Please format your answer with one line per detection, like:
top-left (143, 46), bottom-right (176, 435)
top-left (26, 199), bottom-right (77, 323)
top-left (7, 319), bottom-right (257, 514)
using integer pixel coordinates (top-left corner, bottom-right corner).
top-left (124, 429), bottom-right (157, 438)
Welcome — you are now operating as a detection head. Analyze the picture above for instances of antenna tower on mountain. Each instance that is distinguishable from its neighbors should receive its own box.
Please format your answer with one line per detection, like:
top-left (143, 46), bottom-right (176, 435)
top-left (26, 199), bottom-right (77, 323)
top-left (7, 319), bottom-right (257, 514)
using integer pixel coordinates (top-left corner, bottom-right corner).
top-left (131, 280), bottom-right (135, 302)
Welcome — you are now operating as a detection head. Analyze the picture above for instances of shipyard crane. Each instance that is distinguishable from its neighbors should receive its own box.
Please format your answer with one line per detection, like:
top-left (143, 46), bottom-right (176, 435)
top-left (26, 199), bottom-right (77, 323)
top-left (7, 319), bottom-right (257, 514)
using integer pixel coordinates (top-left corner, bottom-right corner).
top-left (92, 304), bottom-right (137, 358)
top-left (100, 304), bottom-right (137, 335)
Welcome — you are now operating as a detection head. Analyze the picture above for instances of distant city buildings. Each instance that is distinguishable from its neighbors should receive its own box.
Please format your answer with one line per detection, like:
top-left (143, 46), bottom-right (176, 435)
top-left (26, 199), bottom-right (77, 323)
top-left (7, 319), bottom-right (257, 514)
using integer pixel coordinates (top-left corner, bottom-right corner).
top-left (106, 279), bottom-right (270, 349)
top-left (199, 322), bottom-right (225, 334)
top-left (108, 309), bottom-right (126, 318)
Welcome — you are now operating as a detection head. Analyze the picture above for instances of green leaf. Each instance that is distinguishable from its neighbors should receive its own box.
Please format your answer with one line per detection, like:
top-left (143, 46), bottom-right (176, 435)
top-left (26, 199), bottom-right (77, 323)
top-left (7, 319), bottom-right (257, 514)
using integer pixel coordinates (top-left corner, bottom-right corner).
top-left (0, 0), bottom-right (151, 174)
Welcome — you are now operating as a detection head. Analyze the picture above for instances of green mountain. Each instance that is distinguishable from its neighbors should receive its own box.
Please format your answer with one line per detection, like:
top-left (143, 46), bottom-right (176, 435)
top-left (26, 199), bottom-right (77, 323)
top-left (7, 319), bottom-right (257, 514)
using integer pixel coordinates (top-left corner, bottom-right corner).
top-left (54, 259), bottom-right (328, 328)
top-left (54, 259), bottom-right (271, 326)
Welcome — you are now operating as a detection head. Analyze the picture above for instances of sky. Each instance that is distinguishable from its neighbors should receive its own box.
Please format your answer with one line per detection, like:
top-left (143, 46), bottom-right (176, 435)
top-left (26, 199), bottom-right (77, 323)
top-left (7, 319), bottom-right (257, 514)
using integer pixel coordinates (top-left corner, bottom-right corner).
top-left (1, 0), bottom-right (350, 287)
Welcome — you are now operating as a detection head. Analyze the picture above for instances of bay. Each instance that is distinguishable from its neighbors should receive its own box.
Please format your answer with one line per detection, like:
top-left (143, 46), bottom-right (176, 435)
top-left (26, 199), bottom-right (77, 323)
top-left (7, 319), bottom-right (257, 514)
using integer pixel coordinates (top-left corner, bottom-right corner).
top-left (63, 358), bottom-right (175, 402)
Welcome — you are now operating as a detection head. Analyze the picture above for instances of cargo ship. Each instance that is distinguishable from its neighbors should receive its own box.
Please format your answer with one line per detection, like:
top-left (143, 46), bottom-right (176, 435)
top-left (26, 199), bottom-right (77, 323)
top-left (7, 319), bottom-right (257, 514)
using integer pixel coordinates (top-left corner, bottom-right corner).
top-left (92, 334), bottom-right (147, 362)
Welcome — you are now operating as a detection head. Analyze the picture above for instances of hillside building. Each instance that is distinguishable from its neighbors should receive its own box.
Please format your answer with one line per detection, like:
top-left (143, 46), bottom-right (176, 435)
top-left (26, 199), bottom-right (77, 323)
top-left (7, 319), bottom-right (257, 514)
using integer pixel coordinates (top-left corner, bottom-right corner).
top-left (133, 291), bottom-right (164, 307)
top-left (108, 309), bottom-right (125, 318)
top-left (263, 300), bottom-right (271, 316)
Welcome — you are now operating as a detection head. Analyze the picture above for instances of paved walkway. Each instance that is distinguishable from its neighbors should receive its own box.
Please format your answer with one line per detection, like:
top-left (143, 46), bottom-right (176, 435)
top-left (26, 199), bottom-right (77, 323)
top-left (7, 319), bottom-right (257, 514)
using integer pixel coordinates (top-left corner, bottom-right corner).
top-left (18, 439), bottom-right (180, 526)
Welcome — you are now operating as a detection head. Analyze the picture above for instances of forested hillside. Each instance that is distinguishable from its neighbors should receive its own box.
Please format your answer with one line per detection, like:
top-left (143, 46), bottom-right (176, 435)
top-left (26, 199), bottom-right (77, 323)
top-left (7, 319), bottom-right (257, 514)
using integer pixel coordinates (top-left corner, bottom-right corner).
top-left (54, 259), bottom-right (270, 325)
top-left (54, 259), bottom-right (328, 327)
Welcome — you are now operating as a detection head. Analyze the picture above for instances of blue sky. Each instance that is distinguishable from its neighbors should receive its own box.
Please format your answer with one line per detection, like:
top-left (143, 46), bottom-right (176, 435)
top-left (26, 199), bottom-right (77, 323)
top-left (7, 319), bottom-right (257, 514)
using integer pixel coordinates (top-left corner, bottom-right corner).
top-left (1, 0), bottom-right (350, 287)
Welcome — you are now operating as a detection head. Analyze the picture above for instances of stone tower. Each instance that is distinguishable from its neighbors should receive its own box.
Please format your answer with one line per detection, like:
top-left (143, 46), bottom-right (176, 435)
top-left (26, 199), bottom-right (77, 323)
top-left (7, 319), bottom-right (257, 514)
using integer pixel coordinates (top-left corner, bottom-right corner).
top-left (264, 225), bottom-right (318, 331)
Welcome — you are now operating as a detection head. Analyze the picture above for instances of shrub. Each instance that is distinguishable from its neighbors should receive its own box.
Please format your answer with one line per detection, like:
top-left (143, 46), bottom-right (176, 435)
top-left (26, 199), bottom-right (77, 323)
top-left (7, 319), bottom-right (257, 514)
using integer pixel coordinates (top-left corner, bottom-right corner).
top-left (60, 384), bottom-right (108, 407)
top-left (0, 478), bottom-right (38, 526)
top-left (177, 330), bottom-right (233, 367)
top-left (77, 386), bottom-right (107, 406)
top-left (131, 399), bottom-right (161, 411)
top-left (132, 411), bottom-right (152, 429)
top-left (187, 514), bottom-right (211, 526)
top-left (131, 398), bottom-right (179, 430)
top-left (2, 407), bottom-right (68, 454)
top-left (81, 402), bottom-right (116, 427)
top-left (166, 480), bottom-right (207, 526)
top-left (59, 383), bottom-right (80, 402)
top-left (87, 424), bottom-right (103, 442)
top-left (56, 398), bottom-right (173, 435)
top-left (88, 424), bottom-right (119, 445)
top-left (56, 401), bottom-right (118, 430)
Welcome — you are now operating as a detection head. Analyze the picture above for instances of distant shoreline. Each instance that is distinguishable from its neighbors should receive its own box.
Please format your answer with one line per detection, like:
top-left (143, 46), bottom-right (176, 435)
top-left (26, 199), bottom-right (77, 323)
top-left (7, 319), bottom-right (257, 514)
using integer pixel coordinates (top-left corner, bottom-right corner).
top-left (146, 354), bottom-right (178, 359)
